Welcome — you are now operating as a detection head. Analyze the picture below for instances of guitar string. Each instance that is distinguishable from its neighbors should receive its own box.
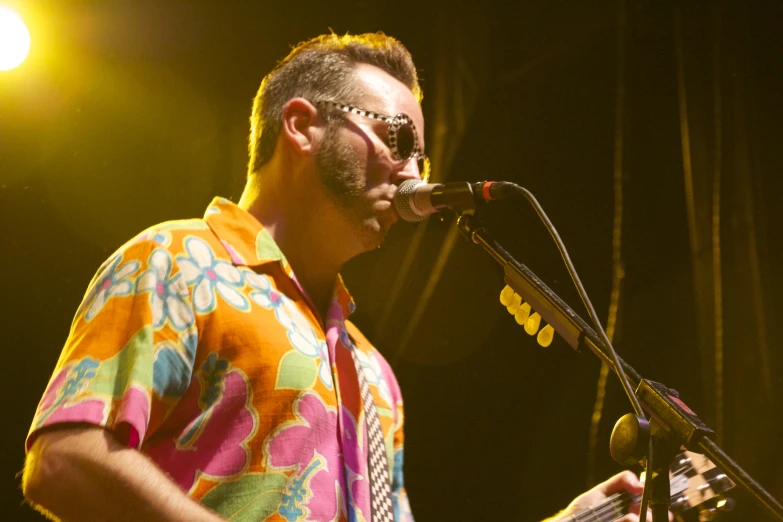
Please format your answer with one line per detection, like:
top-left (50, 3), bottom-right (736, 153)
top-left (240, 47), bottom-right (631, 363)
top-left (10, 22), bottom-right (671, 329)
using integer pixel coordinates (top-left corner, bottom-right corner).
top-left (575, 488), bottom-right (691, 522)
top-left (572, 492), bottom-right (629, 522)
top-left (574, 486), bottom-right (697, 522)
top-left (574, 493), bottom-right (642, 522)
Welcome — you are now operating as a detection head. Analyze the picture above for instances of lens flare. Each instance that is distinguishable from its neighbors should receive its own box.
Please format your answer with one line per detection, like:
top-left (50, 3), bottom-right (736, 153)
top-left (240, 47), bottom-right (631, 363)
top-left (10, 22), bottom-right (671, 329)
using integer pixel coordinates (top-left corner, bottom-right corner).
top-left (0, 6), bottom-right (31, 71)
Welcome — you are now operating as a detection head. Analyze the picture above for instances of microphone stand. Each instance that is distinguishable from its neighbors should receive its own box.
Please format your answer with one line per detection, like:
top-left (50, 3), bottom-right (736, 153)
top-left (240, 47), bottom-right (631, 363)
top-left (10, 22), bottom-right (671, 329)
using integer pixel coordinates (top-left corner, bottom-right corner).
top-left (455, 211), bottom-right (783, 522)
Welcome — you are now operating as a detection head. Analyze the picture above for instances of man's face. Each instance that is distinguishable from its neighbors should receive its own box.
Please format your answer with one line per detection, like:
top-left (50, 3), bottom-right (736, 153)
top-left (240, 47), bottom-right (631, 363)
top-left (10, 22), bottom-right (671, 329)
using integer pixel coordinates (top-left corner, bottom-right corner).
top-left (315, 63), bottom-right (425, 252)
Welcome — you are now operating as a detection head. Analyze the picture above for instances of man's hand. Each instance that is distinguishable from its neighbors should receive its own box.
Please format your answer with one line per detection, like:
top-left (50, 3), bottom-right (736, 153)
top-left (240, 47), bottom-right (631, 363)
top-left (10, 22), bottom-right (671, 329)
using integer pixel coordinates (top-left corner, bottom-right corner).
top-left (550, 471), bottom-right (674, 522)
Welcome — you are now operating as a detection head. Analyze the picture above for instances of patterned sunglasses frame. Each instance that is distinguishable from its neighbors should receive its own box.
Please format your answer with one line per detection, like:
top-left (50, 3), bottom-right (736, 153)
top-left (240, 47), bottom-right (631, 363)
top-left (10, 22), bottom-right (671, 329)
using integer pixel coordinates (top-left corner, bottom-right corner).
top-left (316, 100), bottom-right (430, 181)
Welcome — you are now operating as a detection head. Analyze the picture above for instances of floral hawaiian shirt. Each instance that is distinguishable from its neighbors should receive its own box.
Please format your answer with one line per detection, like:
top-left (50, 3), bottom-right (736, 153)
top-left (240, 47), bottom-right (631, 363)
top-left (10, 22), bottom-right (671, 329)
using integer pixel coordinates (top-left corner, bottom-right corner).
top-left (27, 197), bottom-right (414, 522)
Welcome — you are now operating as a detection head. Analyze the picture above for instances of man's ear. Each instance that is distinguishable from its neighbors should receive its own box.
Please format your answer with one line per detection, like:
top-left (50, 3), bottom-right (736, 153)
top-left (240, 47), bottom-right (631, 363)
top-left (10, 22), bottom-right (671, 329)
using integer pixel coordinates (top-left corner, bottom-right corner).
top-left (280, 98), bottom-right (322, 156)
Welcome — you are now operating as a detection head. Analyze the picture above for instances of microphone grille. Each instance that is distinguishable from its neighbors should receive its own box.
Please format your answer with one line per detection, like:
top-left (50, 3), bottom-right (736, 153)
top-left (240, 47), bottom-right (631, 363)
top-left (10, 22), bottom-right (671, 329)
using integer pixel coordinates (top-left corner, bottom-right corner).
top-left (393, 179), bottom-right (427, 222)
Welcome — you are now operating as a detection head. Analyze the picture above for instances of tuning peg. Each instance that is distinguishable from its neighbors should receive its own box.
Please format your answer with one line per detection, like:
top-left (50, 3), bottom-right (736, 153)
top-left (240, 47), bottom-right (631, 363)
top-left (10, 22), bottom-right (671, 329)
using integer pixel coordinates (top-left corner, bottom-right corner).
top-left (525, 312), bottom-right (541, 335)
top-left (537, 324), bottom-right (554, 347)
top-left (500, 285), bottom-right (515, 306)
top-left (507, 292), bottom-right (522, 315)
top-left (715, 497), bottom-right (734, 512)
top-left (514, 302), bottom-right (531, 325)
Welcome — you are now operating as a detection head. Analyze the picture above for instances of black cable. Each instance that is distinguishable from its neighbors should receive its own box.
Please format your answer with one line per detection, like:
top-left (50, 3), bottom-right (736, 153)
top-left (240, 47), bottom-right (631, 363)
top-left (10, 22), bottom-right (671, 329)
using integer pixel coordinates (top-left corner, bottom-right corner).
top-left (508, 183), bottom-right (645, 419)
top-left (506, 182), bottom-right (661, 517)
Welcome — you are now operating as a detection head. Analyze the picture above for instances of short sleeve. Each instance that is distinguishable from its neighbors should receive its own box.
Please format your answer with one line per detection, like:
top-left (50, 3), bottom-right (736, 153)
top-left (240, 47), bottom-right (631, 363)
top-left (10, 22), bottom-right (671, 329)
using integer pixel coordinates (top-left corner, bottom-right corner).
top-left (26, 233), bottom-right (199, 451)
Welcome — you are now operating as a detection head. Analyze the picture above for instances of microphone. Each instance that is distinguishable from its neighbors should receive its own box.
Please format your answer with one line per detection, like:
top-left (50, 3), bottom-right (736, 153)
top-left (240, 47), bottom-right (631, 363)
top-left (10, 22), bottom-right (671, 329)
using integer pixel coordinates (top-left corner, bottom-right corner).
top-left (393, 179), bottom-right (519, 222)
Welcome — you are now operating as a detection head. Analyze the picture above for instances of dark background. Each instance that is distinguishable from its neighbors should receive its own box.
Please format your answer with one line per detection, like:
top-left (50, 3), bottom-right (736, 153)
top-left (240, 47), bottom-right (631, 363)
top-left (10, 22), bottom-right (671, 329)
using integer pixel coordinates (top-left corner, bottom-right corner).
top-left (2, 1), bottom-right (781, 520)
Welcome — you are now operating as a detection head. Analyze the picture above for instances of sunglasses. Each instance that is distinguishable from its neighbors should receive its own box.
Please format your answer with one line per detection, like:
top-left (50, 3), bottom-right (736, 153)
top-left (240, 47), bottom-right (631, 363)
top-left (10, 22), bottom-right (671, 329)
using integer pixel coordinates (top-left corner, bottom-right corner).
top-left (317, 100), bottom-right (430, 181)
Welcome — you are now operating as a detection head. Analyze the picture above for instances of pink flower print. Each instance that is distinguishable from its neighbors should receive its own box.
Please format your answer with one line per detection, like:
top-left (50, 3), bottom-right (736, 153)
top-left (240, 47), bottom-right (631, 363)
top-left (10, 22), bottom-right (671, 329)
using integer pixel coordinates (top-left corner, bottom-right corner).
top-left (245, 271), bottom-right (277, 310)
top-left (352, 348), bottom-right (393, 410)
top-left (176, 237), bottom-right (248, 314)
top-left (143, 357), bottom-right (256, 492)
top-left (220, 239), bottom-right (246, 265)
top-left (113, 386), bottom-right (151, 448)
top-left (130, 229), bottom-right (172, 248)
top-left (136, 249), bottom-right (194, 331)
top-left (247, 272), bottom-right (333, 390)
top-left (78, 254), bottom-right (140, 322)
top-left (33, 359), bottom-right (106, 430)
top-left (340, 405), bottom-right (370, 520)
top-left (265, 393), bottom-right (369, 521)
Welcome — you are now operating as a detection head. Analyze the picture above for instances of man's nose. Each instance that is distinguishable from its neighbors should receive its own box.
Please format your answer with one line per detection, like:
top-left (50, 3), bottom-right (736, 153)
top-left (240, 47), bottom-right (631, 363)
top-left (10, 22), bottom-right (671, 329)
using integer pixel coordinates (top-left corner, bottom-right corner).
top-left (391, 157), bottom-right (423, 186)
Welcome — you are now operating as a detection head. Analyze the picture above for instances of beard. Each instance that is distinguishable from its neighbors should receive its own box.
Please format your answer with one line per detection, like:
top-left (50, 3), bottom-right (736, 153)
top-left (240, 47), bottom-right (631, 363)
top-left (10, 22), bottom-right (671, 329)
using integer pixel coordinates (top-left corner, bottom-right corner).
top-left (314, 123), bottom-right (385, 249)
top-left (315, 122), bottom-right (366, 207)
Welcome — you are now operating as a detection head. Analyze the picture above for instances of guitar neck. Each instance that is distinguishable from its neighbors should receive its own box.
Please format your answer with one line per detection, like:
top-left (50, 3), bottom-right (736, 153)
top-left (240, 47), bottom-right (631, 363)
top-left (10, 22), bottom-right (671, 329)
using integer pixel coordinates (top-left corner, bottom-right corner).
top-left (563, 491), bottom-right (636, 522)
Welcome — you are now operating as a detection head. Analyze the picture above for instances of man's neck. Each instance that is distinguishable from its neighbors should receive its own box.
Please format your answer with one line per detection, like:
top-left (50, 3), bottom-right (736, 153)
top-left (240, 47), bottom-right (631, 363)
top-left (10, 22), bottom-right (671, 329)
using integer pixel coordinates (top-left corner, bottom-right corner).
top-left (238, 165), bottom-right (352, 323)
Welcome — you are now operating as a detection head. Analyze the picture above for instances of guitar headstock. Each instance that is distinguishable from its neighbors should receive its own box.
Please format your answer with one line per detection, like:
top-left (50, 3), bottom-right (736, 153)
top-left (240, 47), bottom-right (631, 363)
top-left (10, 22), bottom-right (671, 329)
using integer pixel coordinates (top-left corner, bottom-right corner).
top-left (499, 284), bottom-right (555, 347)
top-left (668, 450), bottom-right (735, 521)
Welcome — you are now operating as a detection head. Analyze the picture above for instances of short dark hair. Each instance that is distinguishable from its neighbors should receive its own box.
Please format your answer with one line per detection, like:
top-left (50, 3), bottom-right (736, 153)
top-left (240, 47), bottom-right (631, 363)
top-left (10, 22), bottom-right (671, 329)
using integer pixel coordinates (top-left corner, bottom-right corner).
top-left (247, 32), bottom-right (422, 176)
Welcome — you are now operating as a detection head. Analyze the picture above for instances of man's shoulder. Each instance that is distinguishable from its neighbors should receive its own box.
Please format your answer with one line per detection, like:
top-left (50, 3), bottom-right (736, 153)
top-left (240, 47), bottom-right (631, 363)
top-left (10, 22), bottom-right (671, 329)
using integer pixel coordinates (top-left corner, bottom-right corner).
top-left (105, 217), bottom-right (222, 266)
top-left (138, 218), bottom-right (213, 239)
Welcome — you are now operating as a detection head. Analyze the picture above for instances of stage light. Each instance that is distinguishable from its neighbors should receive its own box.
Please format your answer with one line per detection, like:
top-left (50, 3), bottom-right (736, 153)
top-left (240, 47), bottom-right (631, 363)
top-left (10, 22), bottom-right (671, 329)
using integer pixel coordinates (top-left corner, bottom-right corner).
top-left (0, 5), bottom-right (31, 71)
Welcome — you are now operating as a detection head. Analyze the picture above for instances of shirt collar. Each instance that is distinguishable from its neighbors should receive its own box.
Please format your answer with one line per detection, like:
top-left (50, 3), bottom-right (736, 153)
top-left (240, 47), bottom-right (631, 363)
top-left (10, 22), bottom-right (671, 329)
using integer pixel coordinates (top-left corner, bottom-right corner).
top-left (204, 197), bottom-right (287, 267)
top-left (204, 197), bottom-right (356, 318)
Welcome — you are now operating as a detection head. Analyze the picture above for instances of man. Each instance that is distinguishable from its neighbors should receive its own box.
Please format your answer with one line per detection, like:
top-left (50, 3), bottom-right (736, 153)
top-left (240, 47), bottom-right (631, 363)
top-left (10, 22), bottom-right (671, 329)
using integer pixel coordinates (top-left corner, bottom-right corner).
top-left (23, 32), bottom-right (653, 521)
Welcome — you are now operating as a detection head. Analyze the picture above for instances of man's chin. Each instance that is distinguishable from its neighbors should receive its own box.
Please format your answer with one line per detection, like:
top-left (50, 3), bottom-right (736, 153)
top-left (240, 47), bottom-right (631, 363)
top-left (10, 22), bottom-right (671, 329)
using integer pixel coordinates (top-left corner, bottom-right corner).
top-left (358, 219), bottom-right (389, 252)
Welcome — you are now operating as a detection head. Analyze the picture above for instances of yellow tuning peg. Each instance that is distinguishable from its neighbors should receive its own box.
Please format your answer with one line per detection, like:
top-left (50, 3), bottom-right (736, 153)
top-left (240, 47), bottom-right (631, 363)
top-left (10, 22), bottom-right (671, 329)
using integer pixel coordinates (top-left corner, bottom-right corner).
top-left (537, 324), bottom-right (555, 347)
top-left (525, 312), bottom-right (541, 335)
top-left (500, 285), bottom-right (515, 306)
top-left (507, 292), bottom-right (522, 315)
top-left (514, 302), bottom-right (531, 325)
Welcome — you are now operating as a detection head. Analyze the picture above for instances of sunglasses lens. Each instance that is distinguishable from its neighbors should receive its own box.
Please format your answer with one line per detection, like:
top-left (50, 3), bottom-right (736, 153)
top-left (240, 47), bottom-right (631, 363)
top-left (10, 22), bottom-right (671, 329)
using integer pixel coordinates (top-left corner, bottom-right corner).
top-left (395, 123), bottom-right (416, 160)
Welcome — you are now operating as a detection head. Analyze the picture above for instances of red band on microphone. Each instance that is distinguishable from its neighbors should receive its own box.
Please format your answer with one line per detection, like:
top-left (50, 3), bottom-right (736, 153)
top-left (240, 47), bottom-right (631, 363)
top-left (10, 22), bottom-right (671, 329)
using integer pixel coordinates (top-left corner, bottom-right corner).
top-left (482, 181), bottom-right (495, 200)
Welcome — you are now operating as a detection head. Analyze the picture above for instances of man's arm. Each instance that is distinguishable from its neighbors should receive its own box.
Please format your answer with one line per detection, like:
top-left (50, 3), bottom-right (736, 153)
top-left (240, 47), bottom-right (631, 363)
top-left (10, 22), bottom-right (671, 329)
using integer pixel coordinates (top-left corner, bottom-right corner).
top-left (23, 425), bottom-right (226, 522)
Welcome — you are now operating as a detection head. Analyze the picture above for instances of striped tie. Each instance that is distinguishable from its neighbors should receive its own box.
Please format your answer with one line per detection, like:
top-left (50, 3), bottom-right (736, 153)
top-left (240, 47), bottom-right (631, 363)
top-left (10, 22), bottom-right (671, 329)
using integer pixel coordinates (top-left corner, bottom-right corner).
top-left (350, 347), bottom-right (395, 522)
